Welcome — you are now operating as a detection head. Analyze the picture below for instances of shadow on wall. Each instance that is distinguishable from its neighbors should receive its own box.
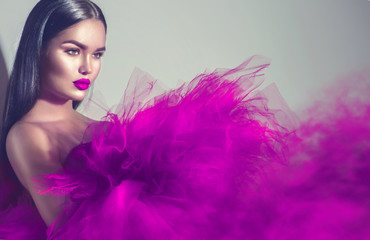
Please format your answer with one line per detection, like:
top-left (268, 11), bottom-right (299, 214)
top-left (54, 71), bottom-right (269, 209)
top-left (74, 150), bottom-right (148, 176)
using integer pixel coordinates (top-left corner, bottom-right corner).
top-left (0, 45), bottom-right (9, 132)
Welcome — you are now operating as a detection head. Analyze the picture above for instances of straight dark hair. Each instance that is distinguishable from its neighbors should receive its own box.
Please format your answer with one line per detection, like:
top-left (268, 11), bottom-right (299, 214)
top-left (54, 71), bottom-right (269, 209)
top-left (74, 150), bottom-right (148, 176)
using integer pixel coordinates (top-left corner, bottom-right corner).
top-left (0, 0), bottom-right (106, 208)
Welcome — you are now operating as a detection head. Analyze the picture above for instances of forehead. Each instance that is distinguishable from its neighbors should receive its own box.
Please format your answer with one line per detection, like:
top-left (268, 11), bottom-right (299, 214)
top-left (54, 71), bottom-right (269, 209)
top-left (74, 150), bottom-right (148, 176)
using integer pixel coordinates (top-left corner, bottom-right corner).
top-left (49, 19), bottom-right (106, 48)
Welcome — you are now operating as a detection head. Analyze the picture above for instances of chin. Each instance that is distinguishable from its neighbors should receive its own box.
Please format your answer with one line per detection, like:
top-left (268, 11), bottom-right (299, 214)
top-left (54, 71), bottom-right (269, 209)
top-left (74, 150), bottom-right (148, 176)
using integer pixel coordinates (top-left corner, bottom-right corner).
top-left (71, 92), bottom-right (88, 102)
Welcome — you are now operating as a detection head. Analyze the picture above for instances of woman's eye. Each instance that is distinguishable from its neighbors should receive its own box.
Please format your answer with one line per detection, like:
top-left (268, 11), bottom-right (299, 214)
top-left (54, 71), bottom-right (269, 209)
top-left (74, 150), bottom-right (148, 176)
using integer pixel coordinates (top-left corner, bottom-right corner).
top-left (93, 52), bottom-right (104, 59)
top-left (66, 49), bottom-right (79, 56)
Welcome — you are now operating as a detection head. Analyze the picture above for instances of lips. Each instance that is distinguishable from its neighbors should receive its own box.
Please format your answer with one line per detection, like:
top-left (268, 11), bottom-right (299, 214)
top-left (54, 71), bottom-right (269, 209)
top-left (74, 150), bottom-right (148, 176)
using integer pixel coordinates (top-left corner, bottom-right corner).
top-left (73, 79), bottom-right (91, 90)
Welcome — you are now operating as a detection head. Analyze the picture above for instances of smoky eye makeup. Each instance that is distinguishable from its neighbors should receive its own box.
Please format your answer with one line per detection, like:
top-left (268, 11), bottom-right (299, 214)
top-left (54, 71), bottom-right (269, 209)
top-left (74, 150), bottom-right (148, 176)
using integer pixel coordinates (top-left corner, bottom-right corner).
top-left (65, 49), bottom-right (80, 56)
top-left (93, 51), bottom-right (104, 59)
top-left (60, 40), bottom-right (106, 58)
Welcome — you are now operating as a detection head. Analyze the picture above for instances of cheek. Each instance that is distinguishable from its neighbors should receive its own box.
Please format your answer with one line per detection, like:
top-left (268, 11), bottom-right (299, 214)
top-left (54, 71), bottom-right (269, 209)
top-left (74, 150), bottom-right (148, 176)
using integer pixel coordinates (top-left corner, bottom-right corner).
top-left (43, 54), bottom-right (75, 79)
top-left (92, 61), bottom-right (102, 81)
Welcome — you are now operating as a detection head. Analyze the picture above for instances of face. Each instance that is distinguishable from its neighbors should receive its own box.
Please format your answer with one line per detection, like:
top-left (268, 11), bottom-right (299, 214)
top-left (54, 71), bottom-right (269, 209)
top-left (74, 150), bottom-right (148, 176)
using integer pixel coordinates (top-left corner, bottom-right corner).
top-left (40, 19), bottom-right (106, 103)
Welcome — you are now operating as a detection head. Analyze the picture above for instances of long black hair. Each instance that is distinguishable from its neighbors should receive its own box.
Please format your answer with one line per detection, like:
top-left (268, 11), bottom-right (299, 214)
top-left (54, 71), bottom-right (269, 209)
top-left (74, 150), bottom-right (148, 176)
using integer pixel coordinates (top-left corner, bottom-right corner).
top-left (0, 0), bottom-right (107, 208)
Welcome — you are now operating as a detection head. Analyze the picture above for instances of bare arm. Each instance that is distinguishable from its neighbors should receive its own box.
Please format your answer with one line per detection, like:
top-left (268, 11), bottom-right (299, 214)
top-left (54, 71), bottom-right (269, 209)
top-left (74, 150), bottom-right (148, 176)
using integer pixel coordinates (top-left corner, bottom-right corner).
top-left (6, 123), bottom-right (66, 226)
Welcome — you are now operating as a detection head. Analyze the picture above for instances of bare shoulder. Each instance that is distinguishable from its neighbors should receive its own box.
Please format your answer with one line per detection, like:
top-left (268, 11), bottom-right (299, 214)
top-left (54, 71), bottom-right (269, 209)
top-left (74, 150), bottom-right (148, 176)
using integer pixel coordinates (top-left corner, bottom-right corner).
top-left (6, 121), bottom-right (54, 159)
top-left (6, 121), bottom-right (60, 188)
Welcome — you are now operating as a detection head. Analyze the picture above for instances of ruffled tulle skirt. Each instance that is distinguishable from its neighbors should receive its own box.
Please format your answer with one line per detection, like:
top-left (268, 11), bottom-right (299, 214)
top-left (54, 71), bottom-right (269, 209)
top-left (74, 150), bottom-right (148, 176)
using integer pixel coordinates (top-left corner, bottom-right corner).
top-left (1, 56), bottom-right (369, 240)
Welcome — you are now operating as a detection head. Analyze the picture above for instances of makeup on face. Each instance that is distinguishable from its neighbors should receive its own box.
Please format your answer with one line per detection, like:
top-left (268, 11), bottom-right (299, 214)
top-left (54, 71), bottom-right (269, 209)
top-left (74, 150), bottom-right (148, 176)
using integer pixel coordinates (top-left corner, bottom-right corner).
top-left (73, 78), bottom-right (91, 90)
top-left (40, 19), bottom-right (106, 103)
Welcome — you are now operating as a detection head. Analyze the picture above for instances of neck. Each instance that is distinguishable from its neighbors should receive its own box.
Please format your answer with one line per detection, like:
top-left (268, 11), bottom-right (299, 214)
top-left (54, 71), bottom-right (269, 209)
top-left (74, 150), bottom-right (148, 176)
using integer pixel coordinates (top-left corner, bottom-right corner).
top-left (24, 98), bottom-right (77, 123)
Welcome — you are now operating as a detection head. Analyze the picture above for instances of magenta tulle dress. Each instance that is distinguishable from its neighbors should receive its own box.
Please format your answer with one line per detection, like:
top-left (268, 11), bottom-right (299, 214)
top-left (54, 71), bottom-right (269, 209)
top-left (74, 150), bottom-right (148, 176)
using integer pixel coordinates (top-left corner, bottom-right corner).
top-left (0, 55), bottom-right (370, 240)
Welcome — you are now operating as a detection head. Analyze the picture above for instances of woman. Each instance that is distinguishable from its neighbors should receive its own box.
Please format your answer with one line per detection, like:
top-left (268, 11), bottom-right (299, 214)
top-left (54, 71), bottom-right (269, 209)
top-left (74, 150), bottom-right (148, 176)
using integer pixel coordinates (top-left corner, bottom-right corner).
top-left (1, 0), bottom-right (370, 239)
top-left (1, 0), bottom-right (107, 237)
top-left (1, 1), bottom-right (288, 238)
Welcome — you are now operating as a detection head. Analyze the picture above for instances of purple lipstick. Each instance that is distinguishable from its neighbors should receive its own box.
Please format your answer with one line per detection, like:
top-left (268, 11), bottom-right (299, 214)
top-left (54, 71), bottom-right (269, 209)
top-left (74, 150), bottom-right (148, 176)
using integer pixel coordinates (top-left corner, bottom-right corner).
top-left (73, 79), bottom-right (91, 90)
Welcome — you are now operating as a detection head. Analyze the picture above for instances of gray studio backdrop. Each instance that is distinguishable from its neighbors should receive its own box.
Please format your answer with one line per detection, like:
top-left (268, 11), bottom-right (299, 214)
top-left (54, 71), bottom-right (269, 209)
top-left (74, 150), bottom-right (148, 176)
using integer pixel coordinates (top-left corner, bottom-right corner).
top-left (0, 0), bottom-right (369, 120)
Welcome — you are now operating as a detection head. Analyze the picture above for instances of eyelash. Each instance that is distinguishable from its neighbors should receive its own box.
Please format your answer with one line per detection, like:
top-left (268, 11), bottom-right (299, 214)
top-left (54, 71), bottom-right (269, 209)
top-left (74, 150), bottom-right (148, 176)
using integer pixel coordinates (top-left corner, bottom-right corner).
top-left (65, 49), bottom-right (104, 59)
top-left (66, 49), bottom-right (80, 56)
top-left (93, 52), bottom-right (104, 59)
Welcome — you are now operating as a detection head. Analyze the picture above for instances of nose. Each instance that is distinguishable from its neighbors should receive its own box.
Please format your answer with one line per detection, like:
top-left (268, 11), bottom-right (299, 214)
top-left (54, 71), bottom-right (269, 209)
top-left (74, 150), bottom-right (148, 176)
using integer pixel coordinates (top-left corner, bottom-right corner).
top-left (79, 55), bottom-right (92, 75)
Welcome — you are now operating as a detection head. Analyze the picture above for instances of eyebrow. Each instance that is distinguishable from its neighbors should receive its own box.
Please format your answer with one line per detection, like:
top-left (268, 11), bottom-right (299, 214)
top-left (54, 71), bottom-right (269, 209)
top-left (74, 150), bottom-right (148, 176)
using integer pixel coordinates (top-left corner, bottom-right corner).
top-left (62, 40), bottom-right (106, 51)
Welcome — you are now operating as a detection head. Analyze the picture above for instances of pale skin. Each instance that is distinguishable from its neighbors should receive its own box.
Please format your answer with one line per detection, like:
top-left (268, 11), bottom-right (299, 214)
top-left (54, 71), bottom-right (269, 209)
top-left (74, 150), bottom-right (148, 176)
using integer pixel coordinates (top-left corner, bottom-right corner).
top-left (5, 19), bottom-right (106, 226)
